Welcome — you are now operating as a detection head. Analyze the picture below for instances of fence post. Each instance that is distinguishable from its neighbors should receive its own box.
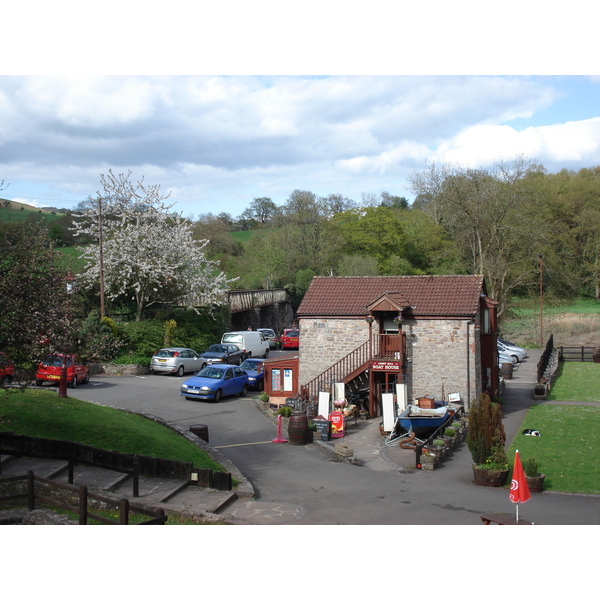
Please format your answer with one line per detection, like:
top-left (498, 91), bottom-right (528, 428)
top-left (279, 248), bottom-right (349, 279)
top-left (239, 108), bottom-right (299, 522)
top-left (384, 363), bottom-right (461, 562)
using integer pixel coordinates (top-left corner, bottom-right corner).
top-left (132, 457), bottom-right (139, 498)
top-left (79, 486), bottom-right (88, 525)
top-left (119, 498), bottom-right (129, 525)
top-left (27, 470), bottom-right (35, 510)
top-left (68, 460), bottom-right (74, 485)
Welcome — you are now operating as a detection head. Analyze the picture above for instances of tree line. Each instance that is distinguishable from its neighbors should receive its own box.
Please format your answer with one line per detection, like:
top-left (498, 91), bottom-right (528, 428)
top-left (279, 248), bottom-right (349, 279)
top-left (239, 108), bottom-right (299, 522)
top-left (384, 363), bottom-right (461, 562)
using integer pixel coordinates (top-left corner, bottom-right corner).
top-left (3, 158), bottom-right (600, 371)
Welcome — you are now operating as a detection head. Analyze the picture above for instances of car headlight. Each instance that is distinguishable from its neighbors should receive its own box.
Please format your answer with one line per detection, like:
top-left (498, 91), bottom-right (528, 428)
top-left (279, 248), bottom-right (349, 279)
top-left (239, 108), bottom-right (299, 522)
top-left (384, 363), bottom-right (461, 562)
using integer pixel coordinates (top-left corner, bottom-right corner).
top-left (248, 377), bottom-right (256, 381)
top-left (181, 384), bottom-right (188, 390)
top-left (200, 386), bottom-right (210, 391)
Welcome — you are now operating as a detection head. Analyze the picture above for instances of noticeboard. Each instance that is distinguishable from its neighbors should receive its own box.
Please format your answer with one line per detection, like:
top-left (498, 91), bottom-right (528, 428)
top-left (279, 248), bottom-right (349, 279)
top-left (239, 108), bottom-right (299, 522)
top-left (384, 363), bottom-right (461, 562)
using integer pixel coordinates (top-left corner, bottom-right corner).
top-left (371, 360), bottom-right (401, 372)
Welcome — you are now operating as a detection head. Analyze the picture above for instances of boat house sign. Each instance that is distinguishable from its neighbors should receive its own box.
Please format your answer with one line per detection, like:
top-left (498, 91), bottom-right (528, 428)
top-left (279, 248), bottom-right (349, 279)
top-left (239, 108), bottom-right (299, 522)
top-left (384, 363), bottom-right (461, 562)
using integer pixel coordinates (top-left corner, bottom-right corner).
top-left (372, 360), bottom-right (402, 372)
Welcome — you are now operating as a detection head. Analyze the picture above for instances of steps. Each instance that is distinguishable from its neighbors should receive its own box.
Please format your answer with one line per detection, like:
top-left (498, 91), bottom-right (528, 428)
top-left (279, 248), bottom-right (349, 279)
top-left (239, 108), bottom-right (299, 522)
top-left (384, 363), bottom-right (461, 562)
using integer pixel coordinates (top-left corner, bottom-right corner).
top-left (0, 454), bottom-right (238, 520)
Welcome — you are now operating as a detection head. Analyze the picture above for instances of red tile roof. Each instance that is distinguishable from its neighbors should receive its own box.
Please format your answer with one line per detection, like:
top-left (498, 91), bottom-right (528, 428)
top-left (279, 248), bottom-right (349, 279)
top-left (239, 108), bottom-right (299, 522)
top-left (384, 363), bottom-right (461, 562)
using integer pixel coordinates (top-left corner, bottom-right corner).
top-left (297, 275), bottom-right (486, 318)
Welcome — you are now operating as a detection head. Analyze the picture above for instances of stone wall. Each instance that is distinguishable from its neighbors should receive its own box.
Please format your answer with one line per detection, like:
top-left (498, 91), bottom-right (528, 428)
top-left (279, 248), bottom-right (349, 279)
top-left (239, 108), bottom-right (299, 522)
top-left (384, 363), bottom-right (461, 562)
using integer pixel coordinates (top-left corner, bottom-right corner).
top-left (90, 363), bottom-right (150, 376)
top-left (299, 318), bottom-right (370, 385)
top-left (298, 316), bottom-right (481, 409)
top-left (405, 318), bottom-right (480, 408)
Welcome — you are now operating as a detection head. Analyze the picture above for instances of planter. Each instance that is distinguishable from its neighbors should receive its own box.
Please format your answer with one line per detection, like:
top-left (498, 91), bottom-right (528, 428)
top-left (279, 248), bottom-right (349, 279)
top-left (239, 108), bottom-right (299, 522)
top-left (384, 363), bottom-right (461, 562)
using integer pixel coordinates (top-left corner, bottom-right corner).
top-left (526, 474), bottom-right (545, 493)
top-left (472, 466), bottom-right (509, 487)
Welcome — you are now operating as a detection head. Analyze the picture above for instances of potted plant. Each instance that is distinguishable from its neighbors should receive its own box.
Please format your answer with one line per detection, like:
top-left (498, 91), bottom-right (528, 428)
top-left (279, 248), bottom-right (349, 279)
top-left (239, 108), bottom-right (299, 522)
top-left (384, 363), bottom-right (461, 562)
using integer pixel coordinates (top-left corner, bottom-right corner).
top-left (257, 391), bottom-right (270, 410)
top-left (523, 457), bottom-right (545, 493)
top-left (443, 427), bottom-right (456, 447)
top-left (467, 393), bottom-right (509, 486)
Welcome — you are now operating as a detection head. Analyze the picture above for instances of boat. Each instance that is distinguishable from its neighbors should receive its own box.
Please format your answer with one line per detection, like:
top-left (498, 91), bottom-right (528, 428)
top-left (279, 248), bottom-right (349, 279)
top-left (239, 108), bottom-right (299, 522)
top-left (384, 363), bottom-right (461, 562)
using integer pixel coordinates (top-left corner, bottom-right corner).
top-left (396, 404), bottom-right (454, 436)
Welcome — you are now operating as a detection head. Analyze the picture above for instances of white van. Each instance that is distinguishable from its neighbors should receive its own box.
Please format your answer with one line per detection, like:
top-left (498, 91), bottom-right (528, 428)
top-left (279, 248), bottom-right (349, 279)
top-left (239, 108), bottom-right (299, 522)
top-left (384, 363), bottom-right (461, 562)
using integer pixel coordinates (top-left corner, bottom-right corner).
top-left (221, 331), bottom-right (270, 359)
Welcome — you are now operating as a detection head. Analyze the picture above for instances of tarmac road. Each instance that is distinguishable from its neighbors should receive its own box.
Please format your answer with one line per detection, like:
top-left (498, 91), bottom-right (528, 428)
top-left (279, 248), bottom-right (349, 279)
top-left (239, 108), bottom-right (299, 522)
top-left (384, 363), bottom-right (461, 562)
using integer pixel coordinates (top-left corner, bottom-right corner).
top-left (70, 350), bottom-right (600, 525)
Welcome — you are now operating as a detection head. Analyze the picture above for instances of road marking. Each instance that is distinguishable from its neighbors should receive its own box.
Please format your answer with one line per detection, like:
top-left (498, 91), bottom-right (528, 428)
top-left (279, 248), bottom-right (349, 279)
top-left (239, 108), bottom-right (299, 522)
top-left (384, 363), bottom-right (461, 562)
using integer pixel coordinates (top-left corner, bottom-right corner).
top-left (214, 441), bottom-right (274, 448)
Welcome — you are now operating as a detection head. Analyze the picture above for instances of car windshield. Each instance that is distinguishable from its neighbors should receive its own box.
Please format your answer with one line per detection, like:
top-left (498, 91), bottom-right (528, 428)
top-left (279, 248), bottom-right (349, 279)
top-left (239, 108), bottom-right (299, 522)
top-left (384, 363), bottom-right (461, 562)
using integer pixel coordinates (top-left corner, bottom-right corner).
top-left (240, 360), bottom-right (260, 370)
top-left (285, 330), bottom-right (299, 337)
top-left (197, 367), bottom-right (226, 379)
top-left (206, 345), bottom-right (226, 353)
top-left (155, 350), bottom-right (178, 357)
top-left (43, 355), bottom-right (72, 367)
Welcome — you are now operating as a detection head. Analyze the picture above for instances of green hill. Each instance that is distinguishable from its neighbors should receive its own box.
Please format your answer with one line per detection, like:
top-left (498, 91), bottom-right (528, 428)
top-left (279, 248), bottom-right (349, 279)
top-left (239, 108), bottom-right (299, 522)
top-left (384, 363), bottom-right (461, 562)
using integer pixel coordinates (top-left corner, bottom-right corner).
top-left (0, 198), bottom-right (64, 226)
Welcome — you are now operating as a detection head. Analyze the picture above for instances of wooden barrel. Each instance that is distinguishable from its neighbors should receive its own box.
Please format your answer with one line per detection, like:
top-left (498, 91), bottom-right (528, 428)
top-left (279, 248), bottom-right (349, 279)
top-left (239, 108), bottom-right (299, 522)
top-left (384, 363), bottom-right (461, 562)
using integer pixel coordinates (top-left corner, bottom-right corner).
top-left (500, 362), bottom-right (513, 379)
top-left (288, 412), bottom-right (309, 445)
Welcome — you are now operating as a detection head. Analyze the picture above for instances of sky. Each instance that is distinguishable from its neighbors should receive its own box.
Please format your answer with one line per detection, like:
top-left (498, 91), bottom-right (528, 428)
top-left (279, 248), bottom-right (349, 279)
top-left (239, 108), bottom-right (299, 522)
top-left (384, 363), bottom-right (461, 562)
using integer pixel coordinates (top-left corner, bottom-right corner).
top-left (2, 3), bottom-right (599, 221)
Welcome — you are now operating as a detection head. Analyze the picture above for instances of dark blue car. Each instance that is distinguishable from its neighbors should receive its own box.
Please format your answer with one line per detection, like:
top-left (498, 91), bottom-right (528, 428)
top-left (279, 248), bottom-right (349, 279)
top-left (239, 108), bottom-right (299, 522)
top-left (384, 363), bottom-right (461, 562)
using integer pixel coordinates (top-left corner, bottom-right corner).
top-left (180, 364), bottom-right (249, 403)
top-left (240, 358), bottom-right (265, 391)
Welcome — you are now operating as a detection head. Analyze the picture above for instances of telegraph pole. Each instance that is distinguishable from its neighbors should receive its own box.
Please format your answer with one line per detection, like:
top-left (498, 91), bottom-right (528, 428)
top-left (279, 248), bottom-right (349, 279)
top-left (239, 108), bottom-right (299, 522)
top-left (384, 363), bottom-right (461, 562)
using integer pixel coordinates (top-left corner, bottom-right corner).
top-left (538, 254), bottom-right (543, 347)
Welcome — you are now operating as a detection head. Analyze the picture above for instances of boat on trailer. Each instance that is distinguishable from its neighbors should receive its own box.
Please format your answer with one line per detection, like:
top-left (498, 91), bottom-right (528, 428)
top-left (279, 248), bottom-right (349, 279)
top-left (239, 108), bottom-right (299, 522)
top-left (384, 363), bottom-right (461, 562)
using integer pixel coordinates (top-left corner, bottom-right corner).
top-left (397, 404), bottom-right (454, 436)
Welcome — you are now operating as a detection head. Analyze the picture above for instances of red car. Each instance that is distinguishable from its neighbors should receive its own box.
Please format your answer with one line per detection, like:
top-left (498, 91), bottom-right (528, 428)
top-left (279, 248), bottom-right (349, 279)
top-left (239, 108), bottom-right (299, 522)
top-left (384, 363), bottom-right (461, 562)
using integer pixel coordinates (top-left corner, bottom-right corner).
top-left (279, 328), bottom-right (299, 350)
top-left (0, 353), bottom-right (15, 386)
top-left (36, 353), bottom-right (90, 388)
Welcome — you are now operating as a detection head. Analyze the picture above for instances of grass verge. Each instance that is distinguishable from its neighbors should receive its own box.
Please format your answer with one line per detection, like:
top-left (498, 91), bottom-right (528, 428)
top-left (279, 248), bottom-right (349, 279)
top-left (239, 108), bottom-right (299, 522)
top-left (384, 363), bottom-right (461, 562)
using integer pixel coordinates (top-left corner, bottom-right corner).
top-left (0, 388), bottom-right (225, 472)
top-left (547, 361), bottom-right (600, 403)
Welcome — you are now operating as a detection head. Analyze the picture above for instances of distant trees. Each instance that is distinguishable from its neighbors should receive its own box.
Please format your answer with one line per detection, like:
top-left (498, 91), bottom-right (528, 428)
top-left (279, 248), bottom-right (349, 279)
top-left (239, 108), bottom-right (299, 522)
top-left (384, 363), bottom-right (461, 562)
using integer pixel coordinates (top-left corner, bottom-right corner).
top-left (409, 157), bottom-right (552, 314)
top-left (72, 170), bottom-right (235, 321)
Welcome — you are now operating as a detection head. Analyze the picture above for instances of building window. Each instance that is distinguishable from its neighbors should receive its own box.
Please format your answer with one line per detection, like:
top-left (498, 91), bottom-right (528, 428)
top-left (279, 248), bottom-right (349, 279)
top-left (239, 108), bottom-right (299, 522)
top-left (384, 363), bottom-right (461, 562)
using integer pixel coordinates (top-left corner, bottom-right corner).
top-left (271, 368), bottom-right (293, 392)
top-left (482, 308), bottom-right (491, 334)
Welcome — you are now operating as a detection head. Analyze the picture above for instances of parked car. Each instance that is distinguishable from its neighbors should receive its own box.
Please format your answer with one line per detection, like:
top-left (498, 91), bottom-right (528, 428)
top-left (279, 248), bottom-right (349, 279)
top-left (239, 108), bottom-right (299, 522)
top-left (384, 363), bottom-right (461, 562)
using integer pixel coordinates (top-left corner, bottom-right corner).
top-left (221, 331), bottom-right (270, 358)
top-left (497, 339), bottom-right (527, 362)
top-left (180, 364), bottom-right (249, 402)
top-left (498, 350), bottom-right (518, 365)
top-left (240, 357), bottom-right (266, 390)
top-left (257, 328), bottom-right (277, 349)
top-left (0, 353), bottom-right (15, 386)
top-left (35, 353), bottom-right (90, 388)
top-left (279, 328), bottom-right (299, 350)
top-left (150, 347), bottom-right (204, 376)
top-left (200, 343), bottom-right (245, 365)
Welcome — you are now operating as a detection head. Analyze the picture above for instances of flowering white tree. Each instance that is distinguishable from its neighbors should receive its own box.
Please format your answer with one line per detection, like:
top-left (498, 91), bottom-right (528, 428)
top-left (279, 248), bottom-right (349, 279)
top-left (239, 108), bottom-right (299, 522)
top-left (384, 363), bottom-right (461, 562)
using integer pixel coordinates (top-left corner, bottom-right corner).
top-left (72, 170), bottom-right (235, 320)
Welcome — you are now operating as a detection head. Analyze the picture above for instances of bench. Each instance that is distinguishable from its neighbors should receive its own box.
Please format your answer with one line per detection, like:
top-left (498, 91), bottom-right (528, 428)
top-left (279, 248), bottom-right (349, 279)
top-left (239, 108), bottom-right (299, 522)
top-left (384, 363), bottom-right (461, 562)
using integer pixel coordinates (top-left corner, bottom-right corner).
top-left (480, 512), bottom-right (534, 525)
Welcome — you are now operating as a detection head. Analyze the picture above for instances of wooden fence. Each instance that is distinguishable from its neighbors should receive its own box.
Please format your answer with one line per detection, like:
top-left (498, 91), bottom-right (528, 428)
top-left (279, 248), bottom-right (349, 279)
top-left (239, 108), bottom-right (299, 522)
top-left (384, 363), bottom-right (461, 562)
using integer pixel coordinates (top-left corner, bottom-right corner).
top-left (558, 346), bottom-right (600, 362)
top-left (0, 432), bottom-right (232, 492)
top-left (0, 470), bottom-right (167, 524)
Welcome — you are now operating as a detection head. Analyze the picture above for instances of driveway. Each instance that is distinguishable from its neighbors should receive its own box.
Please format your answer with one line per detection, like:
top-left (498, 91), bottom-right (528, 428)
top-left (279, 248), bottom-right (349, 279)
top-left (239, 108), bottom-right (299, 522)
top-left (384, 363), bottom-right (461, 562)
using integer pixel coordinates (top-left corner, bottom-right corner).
top-left (71, 350), bottom-right (600, 525)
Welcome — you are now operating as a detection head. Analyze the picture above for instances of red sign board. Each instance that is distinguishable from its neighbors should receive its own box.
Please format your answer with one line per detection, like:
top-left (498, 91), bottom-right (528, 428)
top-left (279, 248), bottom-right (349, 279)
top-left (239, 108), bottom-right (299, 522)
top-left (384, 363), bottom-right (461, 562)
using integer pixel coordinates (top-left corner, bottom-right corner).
top-left (372, 361), bottom-right (401, 372)
top-left (328, 411), bottom-right (345, 438)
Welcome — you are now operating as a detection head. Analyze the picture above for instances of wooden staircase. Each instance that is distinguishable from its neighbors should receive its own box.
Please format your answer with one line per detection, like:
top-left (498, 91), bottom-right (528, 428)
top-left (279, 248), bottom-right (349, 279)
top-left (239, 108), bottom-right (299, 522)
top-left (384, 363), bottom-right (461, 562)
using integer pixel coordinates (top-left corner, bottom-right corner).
top-left (302, 334), bottom-right (404, 400)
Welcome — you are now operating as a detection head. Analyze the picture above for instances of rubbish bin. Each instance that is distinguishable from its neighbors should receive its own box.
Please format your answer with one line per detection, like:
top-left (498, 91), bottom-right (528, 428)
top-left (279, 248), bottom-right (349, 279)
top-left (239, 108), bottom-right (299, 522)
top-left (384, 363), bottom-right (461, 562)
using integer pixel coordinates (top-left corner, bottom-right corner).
top-left (313, 416), bottom-right (331, 441)
top-left (190, 424), bottom-right (209, 443)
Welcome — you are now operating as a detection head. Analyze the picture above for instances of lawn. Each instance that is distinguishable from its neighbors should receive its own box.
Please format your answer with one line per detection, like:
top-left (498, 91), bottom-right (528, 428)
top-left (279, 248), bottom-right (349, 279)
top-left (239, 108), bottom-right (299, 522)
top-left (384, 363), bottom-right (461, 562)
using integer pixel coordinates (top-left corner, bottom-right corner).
top-left (0, 388), bottom-right (225, 472)
top-left (547, 362), bottom-right (600, 402)
top-left (506, 361), bottom-right (600, 494)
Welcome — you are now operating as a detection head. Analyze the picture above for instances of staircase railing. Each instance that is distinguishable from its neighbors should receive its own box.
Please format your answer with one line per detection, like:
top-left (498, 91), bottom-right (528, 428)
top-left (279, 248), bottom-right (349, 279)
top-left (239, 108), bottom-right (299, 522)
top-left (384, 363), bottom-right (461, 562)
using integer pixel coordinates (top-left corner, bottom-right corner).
top-left (302, 334), bottom-right (402, 400)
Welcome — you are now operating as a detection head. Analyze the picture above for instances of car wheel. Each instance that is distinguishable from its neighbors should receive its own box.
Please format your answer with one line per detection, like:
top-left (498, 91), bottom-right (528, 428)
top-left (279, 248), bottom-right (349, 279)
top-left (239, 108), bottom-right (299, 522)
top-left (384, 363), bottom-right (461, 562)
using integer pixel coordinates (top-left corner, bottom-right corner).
top-left (239, 384), bottom-right (248, 397)
top-left (35, 380), bottom-right (43, 387)
top-left (257, 380), bottom-right (264, 391)
top-left (213, 389), bottom-right (222, 403)
top-left (2, 376), bottom-right (11, 386)
top-left (69, 376), bottom-right (77, 389)
top-left (263, 348), bottom-right (269, 358)
top-left (176, 365), bottom-right (184, 377)
top-left (83, 371), bottom-right (90, 384)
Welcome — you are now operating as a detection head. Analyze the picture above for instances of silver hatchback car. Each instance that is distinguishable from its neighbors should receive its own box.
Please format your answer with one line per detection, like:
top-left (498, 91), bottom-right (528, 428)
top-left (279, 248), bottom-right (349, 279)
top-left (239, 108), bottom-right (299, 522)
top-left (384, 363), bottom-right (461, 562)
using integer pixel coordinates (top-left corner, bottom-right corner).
top-left (150, 347), bottom-right (206, 376)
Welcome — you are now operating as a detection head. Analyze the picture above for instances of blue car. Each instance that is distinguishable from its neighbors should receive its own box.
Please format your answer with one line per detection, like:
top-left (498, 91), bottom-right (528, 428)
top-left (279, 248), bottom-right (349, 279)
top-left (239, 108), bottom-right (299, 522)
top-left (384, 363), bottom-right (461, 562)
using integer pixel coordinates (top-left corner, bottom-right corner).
top-left (240, 358), bottom-right (265, 391)
top-left (180, 364), bottom-right (249, 403)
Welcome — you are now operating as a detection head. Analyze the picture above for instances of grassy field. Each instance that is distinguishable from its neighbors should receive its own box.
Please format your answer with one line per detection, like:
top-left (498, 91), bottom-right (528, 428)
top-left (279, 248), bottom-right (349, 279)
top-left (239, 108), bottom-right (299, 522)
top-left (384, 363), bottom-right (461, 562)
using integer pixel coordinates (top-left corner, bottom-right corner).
top-left (0, 388), bottom-right (225, 473)
top-left (506, 361), bottom-right (600, 495)
top-left (0, 199), bottom-right (63, 225)
top-left (501, 297), bottom-right (600, 348)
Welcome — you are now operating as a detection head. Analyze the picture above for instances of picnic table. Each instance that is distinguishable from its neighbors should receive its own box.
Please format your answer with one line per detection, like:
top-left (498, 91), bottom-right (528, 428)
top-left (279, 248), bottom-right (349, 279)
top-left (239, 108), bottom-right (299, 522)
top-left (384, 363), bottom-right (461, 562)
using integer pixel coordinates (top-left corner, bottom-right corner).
top-left (480, 512), bottom-right (534, 525)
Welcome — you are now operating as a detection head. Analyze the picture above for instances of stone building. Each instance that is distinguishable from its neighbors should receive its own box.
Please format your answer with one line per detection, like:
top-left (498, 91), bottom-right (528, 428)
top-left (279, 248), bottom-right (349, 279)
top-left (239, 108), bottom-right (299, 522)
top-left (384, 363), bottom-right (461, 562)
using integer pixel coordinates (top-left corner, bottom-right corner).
top-left (295, 275), bottom-right (498, 415)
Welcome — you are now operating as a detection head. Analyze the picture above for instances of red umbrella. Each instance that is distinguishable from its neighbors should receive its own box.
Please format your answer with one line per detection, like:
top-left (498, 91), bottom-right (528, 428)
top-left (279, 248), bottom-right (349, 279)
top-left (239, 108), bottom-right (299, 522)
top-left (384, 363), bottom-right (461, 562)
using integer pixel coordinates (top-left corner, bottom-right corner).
top-left (509, 450), bottom-right (531, 522)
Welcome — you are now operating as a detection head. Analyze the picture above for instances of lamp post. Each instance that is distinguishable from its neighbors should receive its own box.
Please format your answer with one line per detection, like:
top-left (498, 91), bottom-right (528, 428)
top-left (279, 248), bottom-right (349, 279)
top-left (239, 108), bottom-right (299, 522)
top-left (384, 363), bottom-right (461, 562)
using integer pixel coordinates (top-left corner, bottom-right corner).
top-left (538, 254), bottom-right (543, 347)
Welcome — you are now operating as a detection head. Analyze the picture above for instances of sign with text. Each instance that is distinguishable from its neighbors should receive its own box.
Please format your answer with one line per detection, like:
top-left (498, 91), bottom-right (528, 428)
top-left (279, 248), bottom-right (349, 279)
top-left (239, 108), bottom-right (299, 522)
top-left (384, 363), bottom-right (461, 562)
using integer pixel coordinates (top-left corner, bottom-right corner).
top-left (372, 361), bottom-right (402, 372)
